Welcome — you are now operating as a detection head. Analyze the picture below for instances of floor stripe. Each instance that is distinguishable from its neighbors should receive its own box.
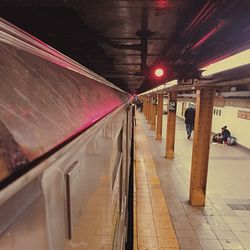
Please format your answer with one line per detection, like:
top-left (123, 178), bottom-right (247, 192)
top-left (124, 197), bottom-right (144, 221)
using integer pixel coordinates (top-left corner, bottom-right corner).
top-left (134, 117), bottom-right (180, 249)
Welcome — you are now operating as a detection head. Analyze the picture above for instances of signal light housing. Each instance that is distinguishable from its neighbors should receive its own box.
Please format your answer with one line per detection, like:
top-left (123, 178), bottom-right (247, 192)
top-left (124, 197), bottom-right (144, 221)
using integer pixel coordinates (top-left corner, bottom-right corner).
top-left (201, 49), bottom-right (250, 76)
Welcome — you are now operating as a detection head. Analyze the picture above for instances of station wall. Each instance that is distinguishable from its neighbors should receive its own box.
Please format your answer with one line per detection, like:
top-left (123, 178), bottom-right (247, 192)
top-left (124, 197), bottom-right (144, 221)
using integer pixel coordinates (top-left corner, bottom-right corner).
top-left (176, 100), bottom-right (250, 149)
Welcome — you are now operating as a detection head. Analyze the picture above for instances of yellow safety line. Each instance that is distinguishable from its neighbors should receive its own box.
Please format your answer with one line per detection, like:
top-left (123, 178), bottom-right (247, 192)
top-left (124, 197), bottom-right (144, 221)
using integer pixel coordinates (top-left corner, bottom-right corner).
top-left (134, 117), bottom-right (180, 250)
top-left (134, 149), bottom-right (138, 250)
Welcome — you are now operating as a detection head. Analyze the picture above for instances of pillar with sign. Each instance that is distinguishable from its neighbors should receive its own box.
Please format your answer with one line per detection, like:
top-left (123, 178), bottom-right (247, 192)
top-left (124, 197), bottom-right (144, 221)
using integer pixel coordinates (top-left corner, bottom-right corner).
top-left (189, 88), bottom-right (215, 206)
top-left (165, 92), bottom-right (177, 159)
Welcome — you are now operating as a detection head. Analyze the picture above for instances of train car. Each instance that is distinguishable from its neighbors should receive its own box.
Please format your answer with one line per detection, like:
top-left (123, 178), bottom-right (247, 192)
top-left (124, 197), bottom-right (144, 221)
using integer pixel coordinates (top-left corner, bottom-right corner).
top-left (0, 18), bottom-right (133, 250)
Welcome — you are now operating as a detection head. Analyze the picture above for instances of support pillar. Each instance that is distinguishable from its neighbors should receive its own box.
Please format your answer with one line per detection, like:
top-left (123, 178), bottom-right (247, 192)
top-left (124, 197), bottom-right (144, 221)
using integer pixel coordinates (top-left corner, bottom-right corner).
top-left (145, 97), bottom-right (149, 120)
top-left (143, 97), bottom-right (147, 117)
top-left (189, 88), bottom-right (215, 206)
top-left (156, 94), bottom-right (163, 140)
top-left (147, 95), bottom-right (152, 124)
top-left (151, 95), bottom-right (157, 130)
top-left (165, 92), bottom-right (177, 159)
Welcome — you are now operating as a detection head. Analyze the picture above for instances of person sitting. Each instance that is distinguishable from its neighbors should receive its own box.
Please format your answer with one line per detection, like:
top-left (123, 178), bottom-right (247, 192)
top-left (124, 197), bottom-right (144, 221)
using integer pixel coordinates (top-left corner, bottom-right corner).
top-left (212, 126), bottom-right (231, 144)
top-left (212, 133), bottom-right (222, 143)
top-left (221, 126), bottom-right (231, 143)
top-left (212, 126), bottom-right (237, 145)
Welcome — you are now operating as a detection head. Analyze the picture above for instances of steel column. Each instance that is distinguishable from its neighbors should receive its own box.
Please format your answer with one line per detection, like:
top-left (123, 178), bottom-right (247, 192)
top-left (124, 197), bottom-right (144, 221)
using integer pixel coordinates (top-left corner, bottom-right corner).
top-left (156, 94), bottom-right (163, 140)
top-left (145, 96), bottom-right (149, 121)
top-left (189, 88), bottom-right (215, 206)
top-left (143, 98), bottom-right (147, 117)
top-left (148, 95), bottom-right (152, 124)
top-left (165, 92), bottom-right (177, 159)
top-left (151, 95), bottom-right (157, 130)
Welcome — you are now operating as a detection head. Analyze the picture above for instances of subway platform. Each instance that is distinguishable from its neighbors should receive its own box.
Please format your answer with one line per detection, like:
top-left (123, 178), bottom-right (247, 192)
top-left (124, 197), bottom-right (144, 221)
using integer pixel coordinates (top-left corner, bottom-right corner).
top-left (134, 112), bottom-right (250, 250)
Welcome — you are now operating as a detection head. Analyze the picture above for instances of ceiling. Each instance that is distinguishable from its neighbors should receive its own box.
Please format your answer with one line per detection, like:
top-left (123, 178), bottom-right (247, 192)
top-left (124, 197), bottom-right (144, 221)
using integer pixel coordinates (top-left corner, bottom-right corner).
top-left (0, 0), bottom-right (250, 93)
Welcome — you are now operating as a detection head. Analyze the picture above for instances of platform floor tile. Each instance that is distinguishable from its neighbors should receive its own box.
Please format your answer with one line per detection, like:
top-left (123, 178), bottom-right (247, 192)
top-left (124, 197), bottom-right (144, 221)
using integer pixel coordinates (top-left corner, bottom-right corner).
top-left (136, 111), bottom-right (250, 250)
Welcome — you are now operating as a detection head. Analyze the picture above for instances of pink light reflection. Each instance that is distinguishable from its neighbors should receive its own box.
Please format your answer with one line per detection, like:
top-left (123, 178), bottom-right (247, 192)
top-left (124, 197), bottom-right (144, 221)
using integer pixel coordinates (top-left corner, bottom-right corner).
top-left (155, 0), bottom-right (169, 9)
top-left (192, 21), bottom-right (226, 50)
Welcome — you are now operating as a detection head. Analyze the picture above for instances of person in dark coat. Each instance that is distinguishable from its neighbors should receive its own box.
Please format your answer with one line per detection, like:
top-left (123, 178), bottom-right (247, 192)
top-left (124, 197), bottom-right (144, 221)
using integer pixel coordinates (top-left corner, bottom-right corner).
top-left (221, 126), bottom-right (231, 143)
top-left (184, 104), bottom-right (195, 139)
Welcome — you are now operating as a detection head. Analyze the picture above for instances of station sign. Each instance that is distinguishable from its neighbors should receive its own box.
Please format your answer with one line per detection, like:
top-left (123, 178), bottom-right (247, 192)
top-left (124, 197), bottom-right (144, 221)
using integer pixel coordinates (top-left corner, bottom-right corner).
top-left (238, 110), bottom-right (250, 120)
top-left (169, 101), bottom-right (176, 112)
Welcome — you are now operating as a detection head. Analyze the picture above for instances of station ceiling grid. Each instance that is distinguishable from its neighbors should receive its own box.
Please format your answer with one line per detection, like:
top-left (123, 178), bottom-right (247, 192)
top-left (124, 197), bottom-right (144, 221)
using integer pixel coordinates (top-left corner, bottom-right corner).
top-left (0, 0), bottom-right (249, 93)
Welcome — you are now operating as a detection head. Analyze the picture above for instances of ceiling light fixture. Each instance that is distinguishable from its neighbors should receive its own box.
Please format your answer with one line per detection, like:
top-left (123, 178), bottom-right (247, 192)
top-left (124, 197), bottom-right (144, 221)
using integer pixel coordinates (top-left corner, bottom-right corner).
top-left (139, 80), bottom-right (178, 95)
top-left (201, 49), bottom-right (250, 76)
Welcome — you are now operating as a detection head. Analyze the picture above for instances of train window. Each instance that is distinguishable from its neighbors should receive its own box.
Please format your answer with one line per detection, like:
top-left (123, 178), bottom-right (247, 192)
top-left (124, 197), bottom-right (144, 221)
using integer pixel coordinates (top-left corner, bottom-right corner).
top-left (218, 110), bottom-right (221, 116)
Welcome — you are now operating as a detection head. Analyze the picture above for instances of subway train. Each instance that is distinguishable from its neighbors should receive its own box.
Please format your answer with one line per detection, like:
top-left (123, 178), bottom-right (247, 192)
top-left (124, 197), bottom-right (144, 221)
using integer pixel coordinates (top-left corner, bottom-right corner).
top-left (0, 18), bottom-right (133, 249)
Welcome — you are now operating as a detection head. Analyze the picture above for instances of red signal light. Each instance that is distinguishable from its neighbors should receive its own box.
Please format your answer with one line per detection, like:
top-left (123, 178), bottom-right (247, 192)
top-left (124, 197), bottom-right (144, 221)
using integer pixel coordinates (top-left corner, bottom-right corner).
top-left (153, 66), bottom-right (166, 79)
top-left (154, 68), bottom-right (164, 77)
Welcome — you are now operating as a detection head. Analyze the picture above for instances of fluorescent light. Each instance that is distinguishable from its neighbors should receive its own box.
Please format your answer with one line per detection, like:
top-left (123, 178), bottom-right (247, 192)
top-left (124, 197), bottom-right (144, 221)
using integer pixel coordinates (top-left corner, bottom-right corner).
top-left (164, 80), bottom-right (178, 88)
top-left (139, 80), bottom-right (178, 95)
top-left (201, 49), bottom-right (250, 76)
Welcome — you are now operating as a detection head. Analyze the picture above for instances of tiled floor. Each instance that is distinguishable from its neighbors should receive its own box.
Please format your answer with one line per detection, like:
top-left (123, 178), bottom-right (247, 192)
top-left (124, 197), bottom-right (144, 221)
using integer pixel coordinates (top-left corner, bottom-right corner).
top-left (135, 112), bottom-right (250, 250)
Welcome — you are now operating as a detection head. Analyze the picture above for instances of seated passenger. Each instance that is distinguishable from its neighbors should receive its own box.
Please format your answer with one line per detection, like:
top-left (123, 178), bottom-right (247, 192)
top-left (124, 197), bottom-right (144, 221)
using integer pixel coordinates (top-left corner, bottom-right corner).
top-left (212, 133), bottom-right (222, 143)
top-left (221, 126), bottom-right (231, 143)
top-left (213, 126), bottom-right (231, 144)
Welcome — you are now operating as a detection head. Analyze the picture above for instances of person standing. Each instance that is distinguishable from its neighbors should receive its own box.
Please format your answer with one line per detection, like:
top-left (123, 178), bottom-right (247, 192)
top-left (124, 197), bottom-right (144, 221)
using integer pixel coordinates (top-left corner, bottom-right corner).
top-left (184, 104), bottom-right (195, 139)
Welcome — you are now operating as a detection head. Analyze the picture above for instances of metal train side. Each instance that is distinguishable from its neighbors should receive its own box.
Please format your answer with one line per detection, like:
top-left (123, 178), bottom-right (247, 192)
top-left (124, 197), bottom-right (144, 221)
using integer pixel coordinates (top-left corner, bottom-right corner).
top-left (0, 105), bottom-right (133, 250)
top-left (0, 18), bottom-right (133, 250)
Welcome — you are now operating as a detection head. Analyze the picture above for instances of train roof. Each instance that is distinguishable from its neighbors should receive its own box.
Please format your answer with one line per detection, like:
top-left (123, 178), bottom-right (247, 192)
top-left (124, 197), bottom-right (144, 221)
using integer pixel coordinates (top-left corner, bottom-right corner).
top-left (0, 19), bottom-right (130, 185)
